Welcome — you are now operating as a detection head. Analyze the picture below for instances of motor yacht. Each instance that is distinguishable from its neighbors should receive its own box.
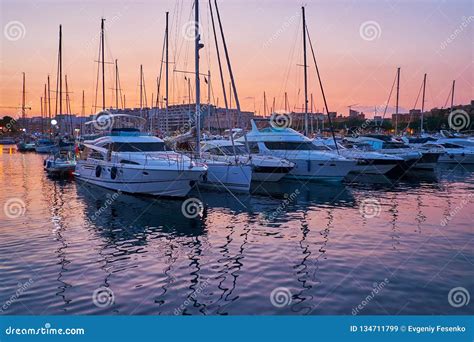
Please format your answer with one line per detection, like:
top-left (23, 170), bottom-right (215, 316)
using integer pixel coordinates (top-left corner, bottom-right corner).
top-left (74, 117), bottom-right (207, 197)
top-left (235, 120), bottom-right (357, 181)
top-left (345, 136), bottom-right (427, 173)
top-left (315, 139), bottom-right (403, 175)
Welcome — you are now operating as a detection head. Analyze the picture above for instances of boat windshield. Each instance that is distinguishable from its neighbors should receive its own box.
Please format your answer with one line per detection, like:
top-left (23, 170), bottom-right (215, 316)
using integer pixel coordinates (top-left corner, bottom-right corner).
top-left (207, 145), bottom-right (247, 155)
top-left (110, 142), bottom-right (169, 152)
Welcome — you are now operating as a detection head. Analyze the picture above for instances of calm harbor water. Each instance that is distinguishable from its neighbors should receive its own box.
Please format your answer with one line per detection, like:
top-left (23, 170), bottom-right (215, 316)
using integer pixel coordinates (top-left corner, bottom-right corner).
top-left (0, 152), bottom-right (473, 315)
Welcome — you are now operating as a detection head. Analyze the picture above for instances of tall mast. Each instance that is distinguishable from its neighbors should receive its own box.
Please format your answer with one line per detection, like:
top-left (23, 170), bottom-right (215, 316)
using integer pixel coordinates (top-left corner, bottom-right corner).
top-left (395, 67), bottom-right (400, 135)
top-left (165, 11), bottom-right (169, 135)
top-left (21, 72), bottom-right (26, 120)
top-left (214, 0), bottom-right (249, 151)
top-left (195, 0), bottom-right (202, 155)
top-left (140, 64), bottom-right (143, 109)
top-left (47, 75), bottom-right (51, 136)
top-left (101, 18), bottom-right (106, 111)
top-left (207, 70), bottom-right (211, 132)
top-left (263, 91), bottom-right (267, 116)
top-left (420, 73), bottom-right (426, 132)
top-left (302, 6), bottom-right (308, 136)
top-left (284, 92), bottom-right (288, 112)
top-left (115, 59), bottom-right (119, 110)
top-left (44, 84), bottom-right (47, 134)
top-left (40, 96), bottom-right (43, 134)
top-left (82, 90), bottom-right (85, 116)
top-left (59, 25), bottom-right (62, 117)
top-left (450, 80), bottom-right (455, 110)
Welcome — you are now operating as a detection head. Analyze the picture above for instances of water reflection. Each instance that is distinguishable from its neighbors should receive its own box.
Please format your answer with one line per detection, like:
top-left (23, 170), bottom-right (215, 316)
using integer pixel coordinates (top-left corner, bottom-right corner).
top-left (1, 153), bottom-right (473, 315)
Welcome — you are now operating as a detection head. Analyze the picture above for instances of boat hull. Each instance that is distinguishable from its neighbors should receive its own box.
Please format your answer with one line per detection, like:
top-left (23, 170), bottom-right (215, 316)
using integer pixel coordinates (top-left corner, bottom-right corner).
top-left (413, 152), bottom-right (441, 170)
top-left (75, 161), bottom-right (204, 197)
top-left (283, 159), bottom-right (357, 181)
top-left (199, 163), bottom-right (252, 192)
top-left (252, 166), bottom-right (294, 182)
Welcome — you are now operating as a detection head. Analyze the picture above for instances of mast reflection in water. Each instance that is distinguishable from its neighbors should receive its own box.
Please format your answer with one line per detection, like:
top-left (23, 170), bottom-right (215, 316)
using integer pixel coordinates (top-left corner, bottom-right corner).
top-left (0, 154), bottom-right (473, 315)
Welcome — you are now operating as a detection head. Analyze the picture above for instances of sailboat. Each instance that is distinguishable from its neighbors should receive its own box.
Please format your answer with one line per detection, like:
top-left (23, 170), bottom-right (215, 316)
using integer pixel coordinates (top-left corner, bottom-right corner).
top-left (170, 2), bottom-right (252, 192)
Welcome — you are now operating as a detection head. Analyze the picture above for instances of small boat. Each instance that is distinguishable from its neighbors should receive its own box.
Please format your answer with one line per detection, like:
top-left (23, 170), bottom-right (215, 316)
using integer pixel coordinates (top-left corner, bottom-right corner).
top-left (35, 139), bottom-right (57, 154)
top-left (201, 139), bottom-right (294, 182)
top-left (424, 139), bottom-right (474, 164)
top-left (17, 141), bottom-right (36, 152)
top-left (0, 138), bottom-right (16, 145)
top-left (44, 150), bottom-right (76, 176)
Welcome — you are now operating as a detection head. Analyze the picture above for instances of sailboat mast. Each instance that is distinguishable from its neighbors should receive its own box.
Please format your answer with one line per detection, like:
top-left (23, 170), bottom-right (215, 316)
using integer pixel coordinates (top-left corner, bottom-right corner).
top-left (450, 80), bottom-right (455, 110)
top-left (165, 11), bottom-right (169, 135)
top-left (302, 6), bottom-right (308, 136)
top-left (101, 18), bottom-right (106, 111)
top-left (22, 72), bottom-right (26, 120)
top-left (420, 73), bottom-right (426, 132)
top-left (208, 70), bottom-right (211, 132)
top-left (195, 0), bottom-right (202, 156)
top-left (140, 64), bottom-right (143, 109)
top-left (395, 67), bottom-right (400, 135)
top-left (59, 25), bottom-right (62, 117)
top-left (115, 59), bottom-right (119, 110)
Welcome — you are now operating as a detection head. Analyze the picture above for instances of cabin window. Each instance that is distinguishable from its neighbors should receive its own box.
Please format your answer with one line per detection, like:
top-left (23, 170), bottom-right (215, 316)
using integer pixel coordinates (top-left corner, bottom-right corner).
top-left (120, 160), bottom-right (140, 165)
top-left (89, 150), bottom-right (104, 160)
top-left (110, 142), bottom-right (169, 152)
top-left (263, 142), bottom-right (320, 151)
top-left (248, 142), bottom-right (260, 153)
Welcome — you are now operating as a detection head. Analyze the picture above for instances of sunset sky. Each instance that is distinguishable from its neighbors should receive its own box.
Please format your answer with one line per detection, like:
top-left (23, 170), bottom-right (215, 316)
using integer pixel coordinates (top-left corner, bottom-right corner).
top-left (0, 0), bottom-right (472, 119)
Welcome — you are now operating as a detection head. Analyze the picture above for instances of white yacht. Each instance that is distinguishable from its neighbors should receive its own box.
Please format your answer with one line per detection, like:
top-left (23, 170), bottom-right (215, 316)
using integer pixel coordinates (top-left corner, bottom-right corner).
top-left (345, 136), bottom-right (425, 173)
top-left (44, 150), bottom-right (76, 176)
top-left (75, 125), bottom-right (207, 198)
top-left (235, 120), bottom-right (357, 181)
top-left (427, 139), bottom-right (474, 164)
top-left (201, 139), bottom-right (294, 182)
top-left (314, 139), bottom-right (403, 175)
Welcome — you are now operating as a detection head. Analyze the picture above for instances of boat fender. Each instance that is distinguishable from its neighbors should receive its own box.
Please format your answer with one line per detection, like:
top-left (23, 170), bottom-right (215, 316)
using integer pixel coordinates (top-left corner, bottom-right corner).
top-left (110, 166), bottom-right (117, 179)
top-left (95, 165), bottom-right (102, 177)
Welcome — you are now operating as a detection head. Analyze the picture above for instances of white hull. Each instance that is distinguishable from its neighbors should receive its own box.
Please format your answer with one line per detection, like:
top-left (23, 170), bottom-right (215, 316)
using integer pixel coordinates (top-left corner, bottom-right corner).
top-left (252, 171), bottom-right (286, 182)
top-left (284, 159), bottom-right (357, 180)
top-left (199, 162), bottom-right (252, 192)
top-left (75, 161), bottom-right (203, 197)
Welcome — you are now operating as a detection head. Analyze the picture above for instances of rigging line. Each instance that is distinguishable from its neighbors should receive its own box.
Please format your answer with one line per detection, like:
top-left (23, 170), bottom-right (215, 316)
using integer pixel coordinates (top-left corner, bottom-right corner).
top-left (305, 24), bottom-right (338, 153)
top-left (157, 32), bottom-right (166, 108)
top-left (442, 85), bottom-right (452, 109)
top-left (404, 78), bottom-right (424, 131)
top-left (278, 15), bottom-right (302, 111)
top-left (380, 69), bottom-right (398, 125)
top-left (209, 0), bottom-right (237, 160)
top-left (93, 35), bottom-right (101, 114)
